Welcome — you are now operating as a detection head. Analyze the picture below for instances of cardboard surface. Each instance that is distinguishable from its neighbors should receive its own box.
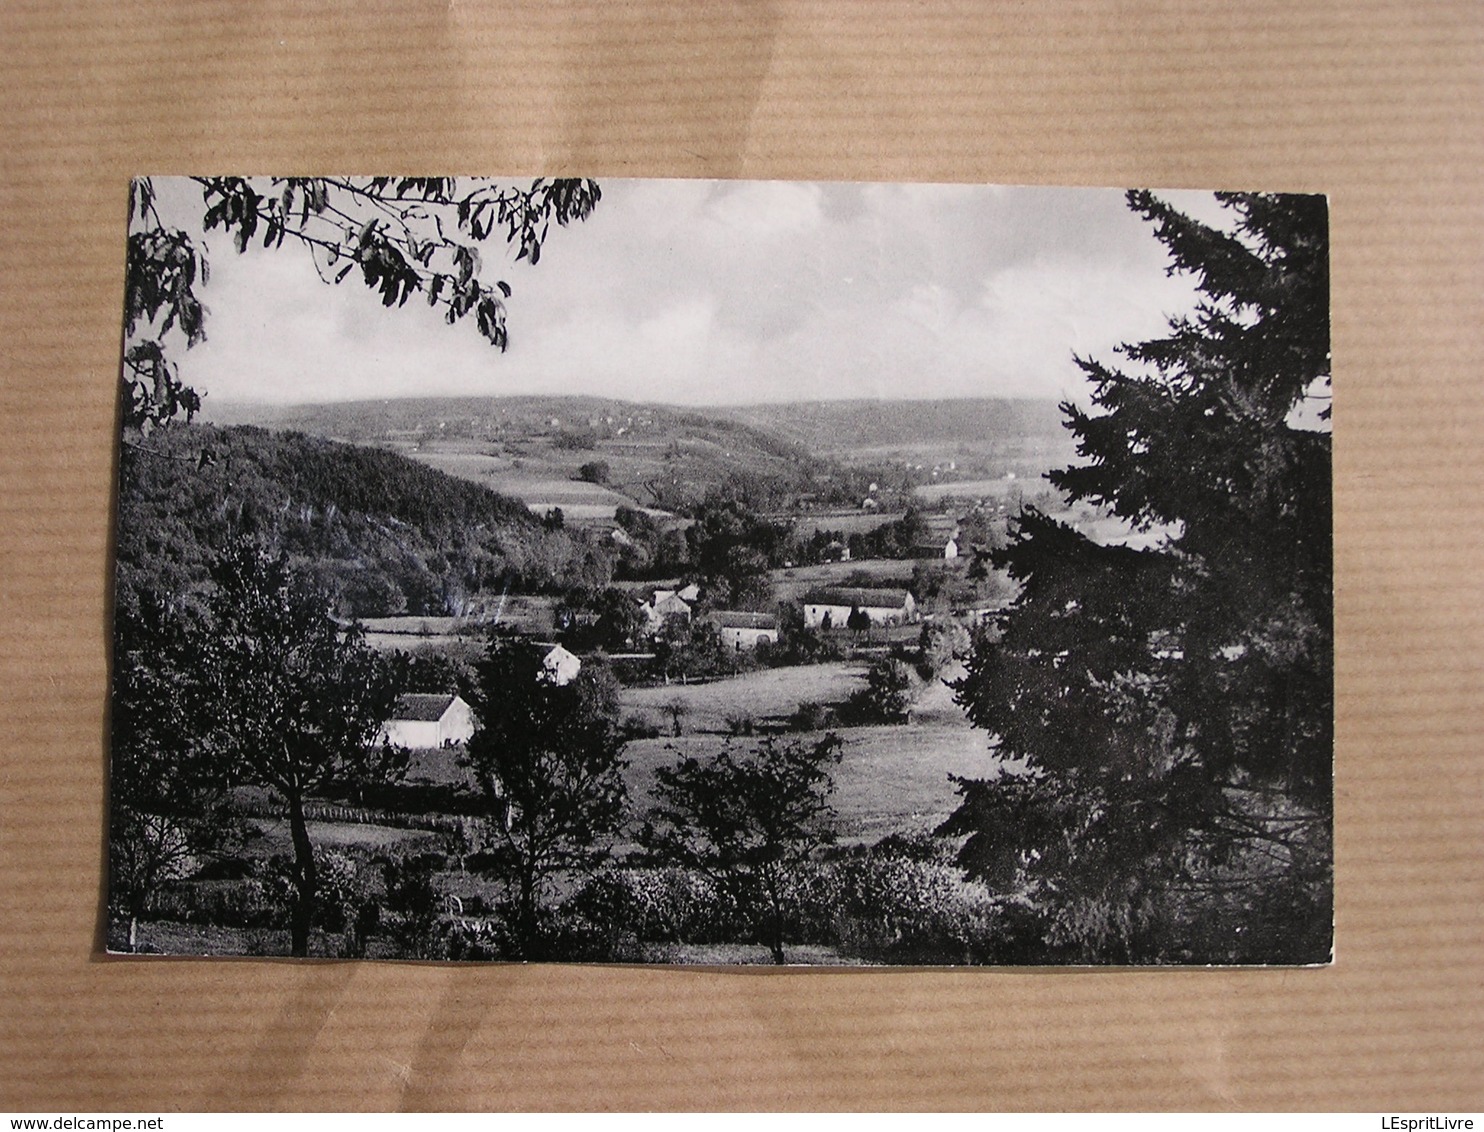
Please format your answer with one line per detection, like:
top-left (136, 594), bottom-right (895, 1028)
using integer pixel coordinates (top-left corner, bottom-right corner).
top-left (1, 0), bottom-right (1479, 1111)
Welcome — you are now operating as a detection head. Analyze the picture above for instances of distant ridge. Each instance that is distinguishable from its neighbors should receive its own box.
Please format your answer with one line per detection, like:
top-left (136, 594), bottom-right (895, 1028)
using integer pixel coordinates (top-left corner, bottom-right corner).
top-left (712, 397), bottom-right (1067, 452)
top-left (204, 393), bottom-right (1069, 454)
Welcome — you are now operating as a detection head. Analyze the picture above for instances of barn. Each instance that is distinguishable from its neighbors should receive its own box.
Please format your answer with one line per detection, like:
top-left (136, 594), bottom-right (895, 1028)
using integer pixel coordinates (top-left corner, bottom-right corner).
top-left (802, 587), bottom-right (918, 629)
top-left (709, 611), bottom-right (778, 651)
top-left (379, 693), bottom-right (476, 749)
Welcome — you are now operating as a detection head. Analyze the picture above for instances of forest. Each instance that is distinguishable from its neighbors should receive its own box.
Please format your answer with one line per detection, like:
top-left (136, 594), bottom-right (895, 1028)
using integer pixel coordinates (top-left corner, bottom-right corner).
top-left (115, 424), bottom-right (614, 620)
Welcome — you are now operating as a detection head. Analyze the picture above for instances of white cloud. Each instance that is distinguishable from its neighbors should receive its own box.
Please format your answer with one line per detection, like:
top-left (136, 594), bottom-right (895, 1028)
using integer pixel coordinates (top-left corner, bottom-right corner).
top-left (169, 177), bottom-right (1217, 411)
top-left (704, 180), bottom-right (824, 238)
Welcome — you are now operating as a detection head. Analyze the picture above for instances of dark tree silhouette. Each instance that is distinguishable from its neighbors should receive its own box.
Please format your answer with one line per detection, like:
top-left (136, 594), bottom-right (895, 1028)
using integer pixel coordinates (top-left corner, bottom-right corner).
top-left (123, 176), bottom-right (602, 430)
top-left (642, 733), bottom-right (844, 964)
top-left (945, 192), bottom-right (1332, 964)
top-left (108, 592), bottom-right (240, 951)
top-left (463, 642), bottom-right (629, 956)
top-left (195, 540), bottom-right (403, 956)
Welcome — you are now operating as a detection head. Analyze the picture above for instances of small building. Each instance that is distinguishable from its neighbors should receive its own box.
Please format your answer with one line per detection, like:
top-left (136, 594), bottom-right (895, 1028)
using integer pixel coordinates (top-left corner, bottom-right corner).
top-left (641, 589), bottom-right (692, 632)
top-left (540, 644), bottom-right (583, 685)
top-left (802, 587), bottom-right (918, 629)
top-left (379, 693), bottom-right (476, 749)
top-left (676, 582), bottom-right (701, 603)
top-left (651, 590), bottom-right (692, 620)
top-left (709, 611), bottom-right (779, 651)
top-left (910, 537), bottom-right (960, 559)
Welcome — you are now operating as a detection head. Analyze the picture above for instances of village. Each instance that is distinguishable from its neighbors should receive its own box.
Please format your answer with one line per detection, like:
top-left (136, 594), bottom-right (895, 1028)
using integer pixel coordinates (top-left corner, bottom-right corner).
top-left (108, 393), bottom-right (1121, 964)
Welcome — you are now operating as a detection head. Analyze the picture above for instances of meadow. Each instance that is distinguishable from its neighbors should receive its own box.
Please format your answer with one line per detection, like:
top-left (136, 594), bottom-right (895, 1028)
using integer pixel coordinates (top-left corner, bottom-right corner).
top-left (770, 559), bottom-right (916, 601)
top-left (622, 661), bottom-right (867, 732)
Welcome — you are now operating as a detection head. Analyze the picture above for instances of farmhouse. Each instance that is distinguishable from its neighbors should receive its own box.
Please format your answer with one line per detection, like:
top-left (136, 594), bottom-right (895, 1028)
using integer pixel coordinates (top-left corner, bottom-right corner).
top-left (640, 588), bottom-right (692, 631)
top-left (802, 587), bottom-right (918, 629)
top-left (651, 590), bottom-right (693, 620)
top-left (914, 515), bottom-right (962, 559)
top-left (709, 611), bottom-right (779, 651)
top-left (379, 693), bottom-right (475, 749)
top-left (912, 536), bottom-right (960, 559)
top-left (540, 644), bottom-right (582, 685)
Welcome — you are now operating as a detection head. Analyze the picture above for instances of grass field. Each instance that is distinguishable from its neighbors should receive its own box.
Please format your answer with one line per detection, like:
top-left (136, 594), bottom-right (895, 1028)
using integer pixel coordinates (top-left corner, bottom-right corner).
top-left (913, 477), bottom-right (1034, 504)
top-left (771, 558), bottom-right (915, 600)
top-left (398, 442), bottom-right (645, 518)
top-left (248, 818), bottom-right (445, 855)
top-left (360, 596), bottom-right (561, 646)
top-left (622, 662), bottom-right (867, 732)
top-left (620, 718), bottom-right (998, 845)
top-left (1066, 513), bottom-right (1178, 550)
top-left (788, 511), bottom-right (906, 537)
top-left (620, 660), bottom-right (998, 843)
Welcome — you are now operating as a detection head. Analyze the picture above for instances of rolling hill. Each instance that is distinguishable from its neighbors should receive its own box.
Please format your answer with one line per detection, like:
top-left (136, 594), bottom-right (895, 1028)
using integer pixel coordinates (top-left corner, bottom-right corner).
top-left (115, 424), bottom-right (610, 620)
top-left (205, 394), bottom-right (1075, 511)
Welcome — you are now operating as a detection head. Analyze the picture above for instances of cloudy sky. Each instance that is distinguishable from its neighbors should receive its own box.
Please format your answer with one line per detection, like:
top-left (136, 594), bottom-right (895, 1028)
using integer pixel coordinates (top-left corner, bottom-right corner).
top-left (147, 177), bottom-right (1219, 411)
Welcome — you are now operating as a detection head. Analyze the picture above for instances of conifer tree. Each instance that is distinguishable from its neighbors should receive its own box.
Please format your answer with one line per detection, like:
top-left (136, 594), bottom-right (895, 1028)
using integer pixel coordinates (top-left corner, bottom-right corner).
top-left (945, 192), bottom-right (1332, 963)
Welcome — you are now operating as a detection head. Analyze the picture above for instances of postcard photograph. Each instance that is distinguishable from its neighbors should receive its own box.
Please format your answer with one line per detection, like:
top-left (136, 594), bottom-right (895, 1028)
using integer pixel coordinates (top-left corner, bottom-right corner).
top-left (108, 176), bottom-right (1332, 965)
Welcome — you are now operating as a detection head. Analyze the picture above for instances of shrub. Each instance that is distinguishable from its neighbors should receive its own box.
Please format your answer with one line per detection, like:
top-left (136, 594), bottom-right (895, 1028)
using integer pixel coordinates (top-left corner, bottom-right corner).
top-left (570, 867), bottom-right (745, 945)
top-left (380, 851), bottom-right (445, 958)
top-left (149, 875), bottom-right (286, 930)
top-left (825, 844), bottom-right (1001, 964)
top-left (622, 712), bottom-right (663, 741)
top-left (843, 658), bottom-right (916, 724)
top-left (916, 618), bottom-right (970, 680)
top-left (724, 711), bottom-right (756, 737)
top-left (789, 700), bottom-right (835, 732)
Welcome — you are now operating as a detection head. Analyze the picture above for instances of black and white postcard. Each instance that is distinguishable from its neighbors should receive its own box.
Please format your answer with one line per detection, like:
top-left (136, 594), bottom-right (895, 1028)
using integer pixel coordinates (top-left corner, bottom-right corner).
top-left (109, 177), bottom-right (1332, 964)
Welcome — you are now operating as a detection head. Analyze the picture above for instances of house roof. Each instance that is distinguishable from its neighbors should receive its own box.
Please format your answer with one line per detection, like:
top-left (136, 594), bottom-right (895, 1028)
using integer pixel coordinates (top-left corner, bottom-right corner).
top-left (803, 587), bottom-right (912, 608)
top-left (710, 611), bottom-right (778, 630)
top-left (391, 693), bottom-right (459, 722)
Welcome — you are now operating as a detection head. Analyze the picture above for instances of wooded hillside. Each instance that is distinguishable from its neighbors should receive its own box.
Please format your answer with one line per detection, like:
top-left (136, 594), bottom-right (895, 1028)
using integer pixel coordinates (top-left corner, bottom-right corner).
top-left (116, 424), bottom-right (611, 618)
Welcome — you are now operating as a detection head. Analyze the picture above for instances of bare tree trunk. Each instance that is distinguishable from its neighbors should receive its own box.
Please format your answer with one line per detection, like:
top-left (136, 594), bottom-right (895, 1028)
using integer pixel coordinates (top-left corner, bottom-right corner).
top-left (766, 878), bottom-right (786, 965)
top-left (288, 791), bottom-right (317, 958)
top-left (517, 864), bottom-right (539, 960)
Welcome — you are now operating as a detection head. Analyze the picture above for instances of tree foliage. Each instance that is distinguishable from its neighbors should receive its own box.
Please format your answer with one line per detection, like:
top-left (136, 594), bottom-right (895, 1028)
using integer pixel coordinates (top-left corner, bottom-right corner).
top-left (686, 495), bottom-right (788, 610)
top-left (108, 592), bottom-right (240, 950)
top-left (641, 733), bottom-right (844, 964)
top-left (114, 423), bottom-right (612, 619)
top-left (123, 176), bottom-right (602, 430)
top-left (845, 657), bottom-right (916, 724)
top-left (195, 540), bottom-right (404, 956)
top-left (463, 642), bottom-right (629, 957)
top-left (945, 192), bottom-right (1332, 964)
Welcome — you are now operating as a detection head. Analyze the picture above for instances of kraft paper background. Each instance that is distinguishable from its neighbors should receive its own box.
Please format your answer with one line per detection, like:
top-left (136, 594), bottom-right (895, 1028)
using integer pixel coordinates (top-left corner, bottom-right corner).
top-left (1, 0), bottom-right (1480, 1111)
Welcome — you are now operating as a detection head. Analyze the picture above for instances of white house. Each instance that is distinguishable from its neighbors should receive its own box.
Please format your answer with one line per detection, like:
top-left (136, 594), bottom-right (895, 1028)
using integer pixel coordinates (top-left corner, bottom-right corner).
top-left (380, 693), bottom-right (476, 749)
top-left (802, 587), bottom-right (918, 629)
top-left (709, 611), bottom-right (778, 651)
top-left (540, 644), bottom-right (583, 685)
